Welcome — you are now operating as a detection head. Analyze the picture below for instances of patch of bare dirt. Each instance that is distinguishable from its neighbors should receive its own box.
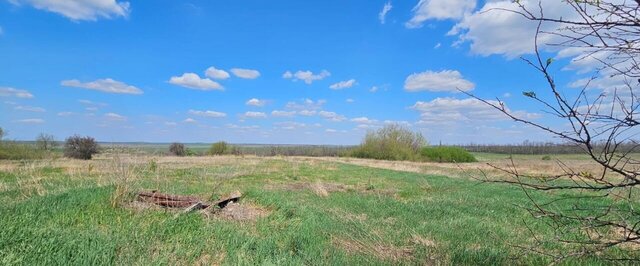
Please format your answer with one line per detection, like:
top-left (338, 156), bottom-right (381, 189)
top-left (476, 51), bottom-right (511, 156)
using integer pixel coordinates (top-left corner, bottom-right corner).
top-left (411, 234), bottom-right (437, 248)
top-left (215, 202), bottom-right (270, 222)
top-left (332, 236), bottom-right (414, 262)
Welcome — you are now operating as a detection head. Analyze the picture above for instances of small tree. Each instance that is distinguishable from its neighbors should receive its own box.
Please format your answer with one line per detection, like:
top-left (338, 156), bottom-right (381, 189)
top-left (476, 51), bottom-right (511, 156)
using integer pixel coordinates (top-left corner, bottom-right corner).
top-left (351, 124), bottom-right (427, 161)
top-left (64, 135), bottom-right (99, 160)
top-left (169, 142), bottom-right (186, 156)
top-left (0, 127), bottom-right (4, 141)
top-left (36, 133), bottom-right (57, 151)
top-left (209, 141), bottom-right (228, 155)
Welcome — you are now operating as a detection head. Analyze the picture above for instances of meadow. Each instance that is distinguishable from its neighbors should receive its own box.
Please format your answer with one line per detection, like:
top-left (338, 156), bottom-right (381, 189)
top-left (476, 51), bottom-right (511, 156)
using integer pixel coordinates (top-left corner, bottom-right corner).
top-left (1, 151), bottom-right (638, 265)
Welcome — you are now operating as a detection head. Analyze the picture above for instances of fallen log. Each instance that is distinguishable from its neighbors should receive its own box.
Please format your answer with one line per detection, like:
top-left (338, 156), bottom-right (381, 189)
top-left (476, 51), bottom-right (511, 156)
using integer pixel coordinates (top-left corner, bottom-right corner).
top-left (135, 190), bottom-right (242, 212)
top-left (138, 190), bottom-right (200, 202)
top-left (212, 191), bottom-right (242, 209)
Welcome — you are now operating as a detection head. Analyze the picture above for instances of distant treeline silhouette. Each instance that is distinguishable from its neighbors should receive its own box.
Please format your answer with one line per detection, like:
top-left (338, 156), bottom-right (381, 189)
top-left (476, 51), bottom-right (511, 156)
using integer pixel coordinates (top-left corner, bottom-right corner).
top-left (459, 141), bottom-right (639, 155)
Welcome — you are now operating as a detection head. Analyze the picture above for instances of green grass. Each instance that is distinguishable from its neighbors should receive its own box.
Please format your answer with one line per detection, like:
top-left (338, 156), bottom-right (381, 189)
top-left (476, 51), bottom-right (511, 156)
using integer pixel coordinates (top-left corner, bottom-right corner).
top-left (0, 157), bottom-right (636, 265)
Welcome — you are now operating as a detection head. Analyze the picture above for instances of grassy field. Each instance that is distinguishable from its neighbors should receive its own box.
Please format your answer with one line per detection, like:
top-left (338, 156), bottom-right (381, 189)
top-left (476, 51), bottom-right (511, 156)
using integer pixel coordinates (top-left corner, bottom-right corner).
top-left (0, 154), bottom-right (637, 265)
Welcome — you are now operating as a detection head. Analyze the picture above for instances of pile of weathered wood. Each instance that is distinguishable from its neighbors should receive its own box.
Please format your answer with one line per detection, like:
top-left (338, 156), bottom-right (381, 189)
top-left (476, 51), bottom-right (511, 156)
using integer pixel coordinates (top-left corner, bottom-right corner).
top-left (137, 190), bottom-right (242, 213)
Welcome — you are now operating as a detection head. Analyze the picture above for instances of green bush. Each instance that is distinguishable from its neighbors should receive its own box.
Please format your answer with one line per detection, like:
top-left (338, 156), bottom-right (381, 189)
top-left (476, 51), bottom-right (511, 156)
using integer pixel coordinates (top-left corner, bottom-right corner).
top-left (541, 155), bottom-right (552, 160)
top-left (209, 141), bottom-right (229, 155)
top-left (350, 124), bottom-right (426, 161)
top-left (0, 141), bottom-right (47, 160)
top-left (420, 146), bottom-right (477, 163)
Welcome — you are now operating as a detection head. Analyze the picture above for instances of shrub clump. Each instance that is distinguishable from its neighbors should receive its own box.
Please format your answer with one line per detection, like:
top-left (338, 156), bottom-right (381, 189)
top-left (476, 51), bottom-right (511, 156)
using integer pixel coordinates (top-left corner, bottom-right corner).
top-left (420, 146), bottom-right (477, 163)
top-left (209, 141), bottom-right (229, 155)
top-left (350, 124), bottom-right (426, 161)
top-left (64, 135), bottom-right (99, 160)
top-left (0, 142), bottom-right (47, 160)
top-left (169, 142), bottom-right (186, 156)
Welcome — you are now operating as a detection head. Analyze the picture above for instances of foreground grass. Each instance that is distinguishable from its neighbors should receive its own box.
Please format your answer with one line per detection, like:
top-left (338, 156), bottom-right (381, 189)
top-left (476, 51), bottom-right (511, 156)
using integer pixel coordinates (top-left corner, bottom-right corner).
top-left (0, 156), bottom-right (636, 265)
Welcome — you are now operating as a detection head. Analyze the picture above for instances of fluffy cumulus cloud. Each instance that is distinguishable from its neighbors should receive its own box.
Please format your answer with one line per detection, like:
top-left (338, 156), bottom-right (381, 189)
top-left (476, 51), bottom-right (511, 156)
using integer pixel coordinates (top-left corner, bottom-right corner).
top-left (329, 79), bottom-right (356, 90)
top-left (285, 99), bottom-right (326, 111)
top-left (404, 70), bottom-right (474, 92)
top-left (104, 112), bottom-right (126, 121)
top-left (246, 98), bottom-right (267, 107)
top-left (14, 118), bottom-right (44, 124)
top-left (61, 78), bottom-right (143, 95)
top-left (274, 121), bottom-right (306, 130)
top-left (14, 105), bottom-right (45, 112)
top-left (448, 0), bottom-right (574, 58)
top-left (298, 110), bottom-right (317, 116)
top-left (169, 73), bottom-right (223, 91)
top-left (0, 87), bottom-right (34, 98)
top-left (205, 66), bottom-right (230, 80)
top-left (378, 1), bottom-right (392, 24)
top-left (318, 111), bottom-right (346, 122)
top-left (351, 117), bottom-right (378, 124)
top-left (188, 109), bottom-right (227, 118)
top-left (283, 70), bottom-right (331, 84)
top-left (411, 97), bottom-right (540, 125)
top-left (271, 110), bottom-right (296, 117)
top-left (242, 111), bottom-right (267, 119)
top-left (230, 68), bottom-right (260, 79)
top-left (406, 0), bottom-right (476, 28)
top-left (183, 118), bottom-right (197, 123)
top-left (10, 0), bottom-right (130, 21)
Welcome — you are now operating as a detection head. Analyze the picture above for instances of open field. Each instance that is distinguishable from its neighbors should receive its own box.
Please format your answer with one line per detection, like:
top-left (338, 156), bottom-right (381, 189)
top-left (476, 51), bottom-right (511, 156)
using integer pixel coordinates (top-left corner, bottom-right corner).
top-left (0, 154), bottom-right (638, 265)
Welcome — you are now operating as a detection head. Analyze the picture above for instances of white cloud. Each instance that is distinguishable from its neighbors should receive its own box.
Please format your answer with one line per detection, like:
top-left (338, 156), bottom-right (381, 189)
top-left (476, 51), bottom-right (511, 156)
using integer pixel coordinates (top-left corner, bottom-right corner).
top-left (283, 70), bottom-right (331, 84)
top-left (188, 109), bottom-right (227, 118)
top-left (351, 117), bottom-right (378, 124)
top-left (242, 111), bottom-right (267, 119)
top-left (246, 98), bottom-right (267, 107)
top-left (205, 66), bottom-right (230, 80)
top-left (230, 68), bottom-right (260, 79)
top-left (285, 99), bottom-right (326, 110)
top-left (448, 0), bottom-right (572, 58)
top-left (411, 97), bottom-right (540, 125)
top-left (0, 87), bottom-right (34, 98)
top-left (104, 112), bottom-right (126, 121)
top-left (10, 0), bottom-right (130, 21)
top-left (379, 1), bottom-right (392, 24)
top-left (406, 0), bottom-right (476, 28)
top-left (14, 105), bottom-right (45, 112)
top-left (298, 110), bottom-right (317, 116)
top-left (346, 98), bottom-right (355, 103)
top-left (169, 73), bottom-right (223, 91)
top-left (183, 118), bottom-right (197, 123)
top-left (14, 118), bottom-right (44, 124)
top-left (405, 70), bottom-right (474, 92)
top-left (434, 43), bottom-right (441, 49)
top-left (329, 79), bottom-right (356, 90)
top-left (165, 122), bottom-right (177, 127)
top-left (318, 111), bottom-right (346, 122)
top-left (325, 129), bottom-right (338, 133)
top-left (57, 111), bottom-right (74, 116)
top-left (274, 121), bottom-right (306, 130)
top-left (62, 78), bottom-right (143, 95)
top-left (271, 110), bottom-right (296, 117)
top-left (78, 99), bottom-right (107, 106)
top-left (369, 86), bottom-right (379, 93)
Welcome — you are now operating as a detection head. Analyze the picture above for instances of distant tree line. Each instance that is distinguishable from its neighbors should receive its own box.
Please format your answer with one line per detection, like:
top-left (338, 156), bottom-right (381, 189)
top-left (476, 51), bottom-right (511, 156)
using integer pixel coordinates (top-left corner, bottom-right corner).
top-left (459, 141), bottom-right (640, 155)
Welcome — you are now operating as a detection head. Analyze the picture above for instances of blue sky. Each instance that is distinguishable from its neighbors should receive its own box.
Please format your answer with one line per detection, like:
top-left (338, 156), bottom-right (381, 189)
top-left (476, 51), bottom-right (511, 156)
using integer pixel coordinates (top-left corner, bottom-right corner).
top-left (0, 0), bottom-right (611, 144)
